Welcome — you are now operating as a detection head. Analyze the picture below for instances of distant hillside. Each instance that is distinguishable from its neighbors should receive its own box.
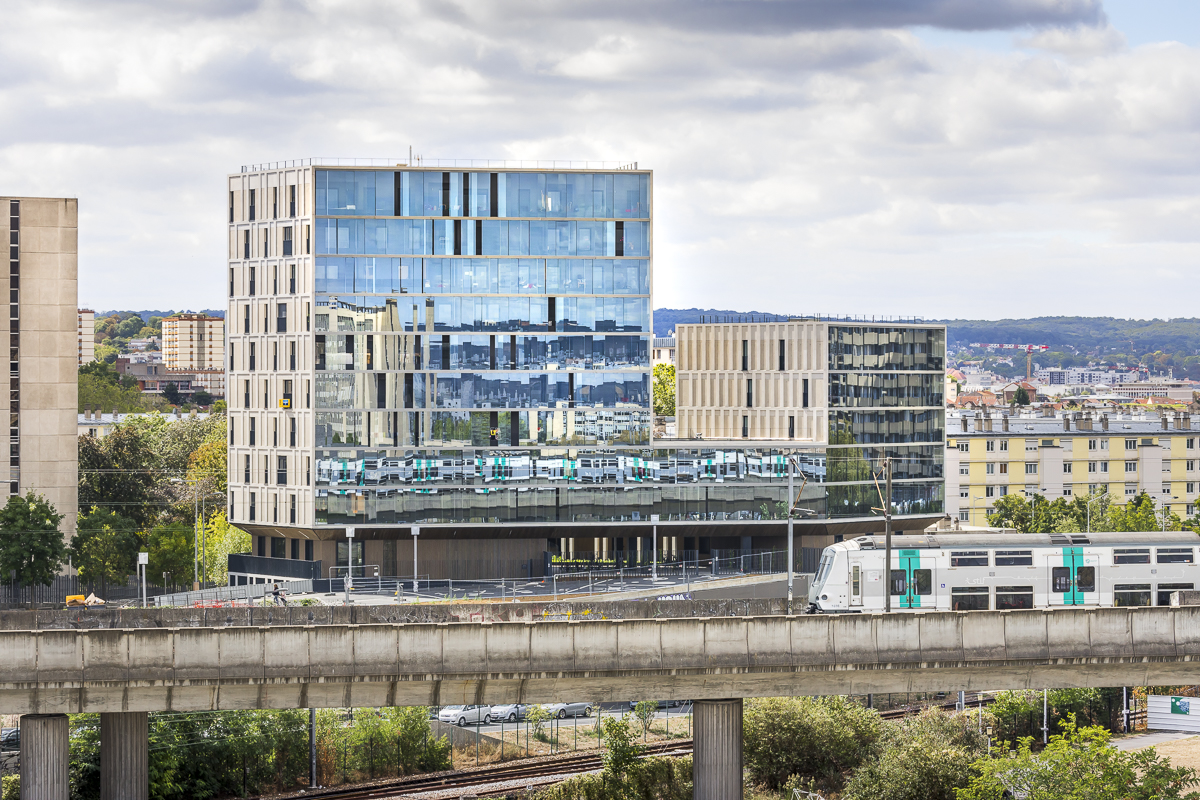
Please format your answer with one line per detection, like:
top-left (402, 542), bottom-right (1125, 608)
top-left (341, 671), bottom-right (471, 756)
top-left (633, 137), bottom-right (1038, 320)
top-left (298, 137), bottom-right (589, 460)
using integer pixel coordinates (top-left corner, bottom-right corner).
top-left (93, 309), bottom-right (226, 322)
top-left (653, 308), bottom-right (794, 337)
top-left (934, 317), bottom-right (1200, 357)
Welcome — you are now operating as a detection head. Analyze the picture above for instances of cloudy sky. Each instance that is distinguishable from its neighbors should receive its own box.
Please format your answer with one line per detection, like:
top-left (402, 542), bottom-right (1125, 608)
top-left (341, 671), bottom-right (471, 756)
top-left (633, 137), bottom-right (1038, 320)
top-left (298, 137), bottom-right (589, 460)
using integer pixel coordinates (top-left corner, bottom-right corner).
top-left (3, 0), bottom-right (1199, 319)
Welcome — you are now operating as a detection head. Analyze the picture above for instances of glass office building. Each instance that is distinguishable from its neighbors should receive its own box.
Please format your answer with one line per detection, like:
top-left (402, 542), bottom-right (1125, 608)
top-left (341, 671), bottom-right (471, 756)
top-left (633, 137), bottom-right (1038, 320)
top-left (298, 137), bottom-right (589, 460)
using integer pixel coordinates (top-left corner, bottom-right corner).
top-left (226, 161), bottom-right (944, 582)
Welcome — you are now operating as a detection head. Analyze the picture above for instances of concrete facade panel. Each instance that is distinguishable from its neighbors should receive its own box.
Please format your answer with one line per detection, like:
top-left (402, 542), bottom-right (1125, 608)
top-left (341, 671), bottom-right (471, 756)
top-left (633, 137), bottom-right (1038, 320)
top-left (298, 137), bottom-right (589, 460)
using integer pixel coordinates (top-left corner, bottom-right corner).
top-left (1132, 610), bottom-right (1177, 657)
top-left (658, 618), bottom-right (707, 670)
top-left (615, 620), bottom-right (663, 671)
top-left (570, 622), bottom-right (619, 672)
top-left (307, 626), bottom-right (354, 677)
top-left (262, 627), bottom-right (312, 679)
top-left (917, 614), bottom-right (964, 662)
top-left (702, 618), bottom-right (750, 668)
top-left (960, 613), bottom-right (1007, 661)
top-left (36, 630), bottom-right (84, 682)
top-left (82, 630), bottom-right (130, 682)
top-left (352, 626), bottom-right (401, 676)
top-left (789, 617), bottom-right (834, 665)
top-left (173, 630), bottom-right (222, 681)
top-left (397, 625), bottom-right (445, 674)
top-left (1173, 607), bottom-right (1200, 656)
top-left (1086, 609), bottom-right (1134, 658)
top-left (1000, 612), bottom-right (1049, 660)
top-left (528, 622), bottom-right (575, 672)
top-left (830, 614), bottom-right (878, 664)
top-left (483, 623), bottom-right (532, 674)
top-left (441, 624), bottom-right (487, 675)
top-left (745, 617), bottom-right (792, 668)
top-left (217, 629), bottom-right (265, 680)
top-left (1045, 610), bottom-right (1093, 659)
top-left (874, 615), bottom-right (922, 662)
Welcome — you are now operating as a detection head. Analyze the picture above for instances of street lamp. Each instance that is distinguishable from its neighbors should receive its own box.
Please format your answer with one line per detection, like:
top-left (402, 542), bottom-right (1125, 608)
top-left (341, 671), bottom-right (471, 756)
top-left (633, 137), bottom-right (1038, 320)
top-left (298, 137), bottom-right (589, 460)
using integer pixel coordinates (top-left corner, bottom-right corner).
top-left (170, 476), bottom-right (205, 590)
top-left (785, 454), bottom-right (818, 615)
top-left (1083, 491), bottom-right (1106, 534)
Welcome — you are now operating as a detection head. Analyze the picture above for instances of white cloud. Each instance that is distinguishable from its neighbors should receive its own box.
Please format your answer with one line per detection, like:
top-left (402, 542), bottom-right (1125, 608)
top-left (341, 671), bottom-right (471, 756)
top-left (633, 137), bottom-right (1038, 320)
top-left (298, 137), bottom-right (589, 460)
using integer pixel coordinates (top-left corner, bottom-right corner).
top-left (0, 0), bottom-right (1195, 319)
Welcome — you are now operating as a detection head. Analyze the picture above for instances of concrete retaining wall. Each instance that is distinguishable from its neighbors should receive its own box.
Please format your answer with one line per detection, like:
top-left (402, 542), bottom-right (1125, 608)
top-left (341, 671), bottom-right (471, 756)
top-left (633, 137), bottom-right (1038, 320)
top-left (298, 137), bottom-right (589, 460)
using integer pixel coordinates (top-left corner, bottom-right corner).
top-left (2, 606), bottom-right (1200, 715)
top-left (0, 597), bottom-right (787, 630)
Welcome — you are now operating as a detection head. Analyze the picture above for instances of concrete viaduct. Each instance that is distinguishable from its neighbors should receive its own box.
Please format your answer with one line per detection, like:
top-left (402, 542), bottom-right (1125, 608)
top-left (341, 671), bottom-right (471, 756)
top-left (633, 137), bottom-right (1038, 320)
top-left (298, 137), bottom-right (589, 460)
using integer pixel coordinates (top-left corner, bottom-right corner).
top-left (8, 605), bottom-right (1200, 800)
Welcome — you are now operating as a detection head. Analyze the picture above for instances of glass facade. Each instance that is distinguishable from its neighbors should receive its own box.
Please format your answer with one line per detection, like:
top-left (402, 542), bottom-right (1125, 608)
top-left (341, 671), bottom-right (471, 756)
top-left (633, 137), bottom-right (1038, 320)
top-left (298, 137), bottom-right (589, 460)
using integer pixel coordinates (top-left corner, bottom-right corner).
top-left (826, 326), bottom-right (946, 519)
top-left (312, 168), bottom-right (655, 525)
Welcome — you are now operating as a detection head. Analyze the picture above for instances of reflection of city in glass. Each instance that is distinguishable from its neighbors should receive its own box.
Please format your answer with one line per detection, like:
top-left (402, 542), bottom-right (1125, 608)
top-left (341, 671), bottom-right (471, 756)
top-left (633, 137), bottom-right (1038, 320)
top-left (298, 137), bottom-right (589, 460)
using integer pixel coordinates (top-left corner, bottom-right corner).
top-left (308, 168), bottom-right (654, 525)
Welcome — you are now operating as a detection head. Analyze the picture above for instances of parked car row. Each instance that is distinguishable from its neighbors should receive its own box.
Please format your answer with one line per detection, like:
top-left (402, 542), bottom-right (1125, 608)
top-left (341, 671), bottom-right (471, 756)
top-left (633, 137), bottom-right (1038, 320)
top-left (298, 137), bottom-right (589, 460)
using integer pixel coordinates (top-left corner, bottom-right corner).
top-left (434, 701), bottom-right (595, 727)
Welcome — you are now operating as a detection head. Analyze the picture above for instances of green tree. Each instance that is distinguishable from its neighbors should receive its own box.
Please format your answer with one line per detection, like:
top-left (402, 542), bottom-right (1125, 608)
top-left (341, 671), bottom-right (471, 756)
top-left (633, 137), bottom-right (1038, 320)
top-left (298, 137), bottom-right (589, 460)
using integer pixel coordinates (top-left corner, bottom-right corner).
top-left (652, 362), bottom-right (675, 416)
top-left (958, 717), bottom-right (1200, 800)
top-left (0, 492), bottom-right (66, 587)
top-left (1013, 386), bottom-right (1031, 406)
top-left (633, 700), bottom-right (657, 736)
top-left (78, 424), bottom-right (159, 527)
top-left (743, 696), bottom-right (884, 792)
top-left (162, 382), bottom-right (183, 405)
top-left (71, 508), bottom-right (141, 594)
top-left (199, 511), bottom-right (250, 586)
top-left (599, 714), bottom-right (642, 778)
top-left (145, 522), bottom-right (194, 590)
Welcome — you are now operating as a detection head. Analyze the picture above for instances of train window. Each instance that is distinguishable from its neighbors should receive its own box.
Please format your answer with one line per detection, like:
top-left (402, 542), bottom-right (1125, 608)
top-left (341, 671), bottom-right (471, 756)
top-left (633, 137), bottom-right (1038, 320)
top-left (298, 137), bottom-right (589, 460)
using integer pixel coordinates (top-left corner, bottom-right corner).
top-left (890, 570), bottom-right (907, 596)
top-left (1052, 567), bottom-right (1071, 593)
top-left (951, 551), bottom-right (988, 567)
top-left (851, 565), bottom-right (861, 599)
top-left (1114, 549), bottom-right (1151, 564)
top-left (996, 586), bottom-right (1034, 610)
top-left (1157, 583), bottom-right (1194, 606)
top-left (951, 587), bottom-right (989, 611)
top-left (1157, 548), bottom-right (1195, 564)
top-left (1114, 584), bottom-right (1152, 607)
top-left (913, 569), bottom-right (932, 595)
top-left (1077, 567), bottom-right (1095, 593)
top-left (995, 550), bottom-right (1033, 566)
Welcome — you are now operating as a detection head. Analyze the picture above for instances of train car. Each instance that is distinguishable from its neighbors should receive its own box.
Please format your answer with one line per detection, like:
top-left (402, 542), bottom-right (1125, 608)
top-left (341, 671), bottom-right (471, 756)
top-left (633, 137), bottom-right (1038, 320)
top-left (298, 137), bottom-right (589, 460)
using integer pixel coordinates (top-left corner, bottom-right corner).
top-left (807, 530), bottom-right (1200, 613)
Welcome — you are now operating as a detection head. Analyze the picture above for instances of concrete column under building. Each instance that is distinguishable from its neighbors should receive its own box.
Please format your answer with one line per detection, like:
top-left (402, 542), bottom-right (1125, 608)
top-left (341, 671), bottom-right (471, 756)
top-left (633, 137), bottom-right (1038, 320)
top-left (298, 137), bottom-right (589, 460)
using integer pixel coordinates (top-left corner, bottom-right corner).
top-left (20, 714), bottom-right (69, 800)
top-left (100, 712), bottom-right (148, 800)
top-left (693, 698), bottom-right (743, 800)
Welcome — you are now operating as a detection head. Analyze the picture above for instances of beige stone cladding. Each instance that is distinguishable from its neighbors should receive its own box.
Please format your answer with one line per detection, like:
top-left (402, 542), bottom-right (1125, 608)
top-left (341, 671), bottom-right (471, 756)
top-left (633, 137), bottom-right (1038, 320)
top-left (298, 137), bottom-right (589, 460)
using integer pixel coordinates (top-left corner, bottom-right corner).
top-left (1, 197), bottom-right (79, 541)
top-left (675, 321), bottom-right (826, 442)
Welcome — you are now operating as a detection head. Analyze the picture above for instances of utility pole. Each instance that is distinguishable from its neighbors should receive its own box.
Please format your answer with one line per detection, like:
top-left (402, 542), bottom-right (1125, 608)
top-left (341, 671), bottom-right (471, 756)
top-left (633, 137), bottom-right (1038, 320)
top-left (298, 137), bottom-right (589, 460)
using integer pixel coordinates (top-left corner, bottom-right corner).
top-left (787, 455), bottom-right (794, 615)
top-left (344, 527), bottom-right (355, 605)
top-left (650, 515), bottom-right (659, 581)
top-left (309, 707), bottom-right (317, 788)
top-left (884, 457), bottom-right (892, 614)
top-left (412, 525), bottom-right (420, 594)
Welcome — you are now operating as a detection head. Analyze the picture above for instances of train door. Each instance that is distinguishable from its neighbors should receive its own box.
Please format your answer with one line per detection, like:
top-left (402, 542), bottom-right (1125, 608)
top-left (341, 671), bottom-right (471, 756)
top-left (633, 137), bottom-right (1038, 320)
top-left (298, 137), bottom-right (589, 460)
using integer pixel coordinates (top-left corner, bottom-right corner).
top-left (891, 549), bottom-right (933, 609)
top-left (849, 557), bottom-right (863, 607)
top-left (1047, 547), bottom-right (1098, 606)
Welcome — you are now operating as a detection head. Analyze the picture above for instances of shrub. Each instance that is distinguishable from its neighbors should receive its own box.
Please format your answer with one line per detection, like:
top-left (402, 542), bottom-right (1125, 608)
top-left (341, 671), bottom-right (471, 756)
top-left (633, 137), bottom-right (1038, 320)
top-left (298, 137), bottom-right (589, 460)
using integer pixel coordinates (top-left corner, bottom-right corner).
top-left (633, 701), bottom-right (658, 736)
top-left (841, 709), bottom-right (986, 800)
top-left (743, 696), bottom-right (884, 791)
top-left (600, 715), bottom-right (642, 777)
top-left (533, 755), bottom-right (692, 800)
top-left (1, 775), bottom-right (17, 800)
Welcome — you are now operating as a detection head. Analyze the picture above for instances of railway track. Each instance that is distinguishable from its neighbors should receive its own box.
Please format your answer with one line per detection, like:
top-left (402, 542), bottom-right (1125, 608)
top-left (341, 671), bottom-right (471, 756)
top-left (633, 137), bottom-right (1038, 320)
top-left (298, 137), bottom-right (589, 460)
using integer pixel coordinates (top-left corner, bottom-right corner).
top-left (293, 739), bottom-right (693, 800)
top-left (274, 697), bottom-right (991, 799)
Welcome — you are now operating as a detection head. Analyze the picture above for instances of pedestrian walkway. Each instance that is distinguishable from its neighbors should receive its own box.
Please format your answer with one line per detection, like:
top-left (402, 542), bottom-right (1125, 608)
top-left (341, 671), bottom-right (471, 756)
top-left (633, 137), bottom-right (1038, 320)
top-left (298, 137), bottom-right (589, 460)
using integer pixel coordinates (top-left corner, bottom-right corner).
top-left (1115, 731), bottom-right (1196, 750)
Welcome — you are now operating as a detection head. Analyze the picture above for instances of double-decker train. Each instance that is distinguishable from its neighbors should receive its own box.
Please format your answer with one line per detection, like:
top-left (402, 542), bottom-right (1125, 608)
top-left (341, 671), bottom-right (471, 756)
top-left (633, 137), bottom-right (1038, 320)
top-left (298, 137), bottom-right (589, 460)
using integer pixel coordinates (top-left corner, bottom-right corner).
top-left (807, 531), bottom-right (1200, 613)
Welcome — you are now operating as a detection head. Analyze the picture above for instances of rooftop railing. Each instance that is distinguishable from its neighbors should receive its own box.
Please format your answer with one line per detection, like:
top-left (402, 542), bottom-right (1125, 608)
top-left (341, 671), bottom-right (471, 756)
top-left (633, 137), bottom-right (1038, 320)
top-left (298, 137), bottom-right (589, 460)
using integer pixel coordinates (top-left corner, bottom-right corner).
top-left (241, 158), bottom-right (640, 173)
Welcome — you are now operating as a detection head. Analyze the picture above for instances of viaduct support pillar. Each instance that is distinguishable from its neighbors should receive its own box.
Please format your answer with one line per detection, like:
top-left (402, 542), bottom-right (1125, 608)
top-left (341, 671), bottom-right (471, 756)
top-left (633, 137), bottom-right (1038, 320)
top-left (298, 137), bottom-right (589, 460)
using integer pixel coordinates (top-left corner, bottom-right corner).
top-left (19, 714), bottom-right (69, 800)
top-left (100, 712), bottom-right (148, 800)
top-left (693, 699), bottom-right (742, 800)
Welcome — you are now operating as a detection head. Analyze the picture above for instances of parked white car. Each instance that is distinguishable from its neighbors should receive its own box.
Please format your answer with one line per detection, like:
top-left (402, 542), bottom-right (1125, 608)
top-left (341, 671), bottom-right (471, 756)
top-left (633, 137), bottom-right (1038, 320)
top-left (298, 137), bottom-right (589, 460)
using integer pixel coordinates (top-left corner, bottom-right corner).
top-left (490, 703), bottom-right (532, 722)
top-left (437, 705), bottom-right (492, 727)
top-left (542, 701), bottom-right (592, 719)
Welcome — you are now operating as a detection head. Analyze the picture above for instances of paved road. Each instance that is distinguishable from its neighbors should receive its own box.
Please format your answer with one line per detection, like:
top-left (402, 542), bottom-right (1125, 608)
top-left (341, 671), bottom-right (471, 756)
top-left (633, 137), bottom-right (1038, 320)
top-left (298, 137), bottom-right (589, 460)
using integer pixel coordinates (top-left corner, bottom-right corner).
top-left (440, 703), bottom-right (695, 737)
top-left (310, 573), bottom-right (740, 605)
top-left (1115, 731), bottom-right (1197, 750)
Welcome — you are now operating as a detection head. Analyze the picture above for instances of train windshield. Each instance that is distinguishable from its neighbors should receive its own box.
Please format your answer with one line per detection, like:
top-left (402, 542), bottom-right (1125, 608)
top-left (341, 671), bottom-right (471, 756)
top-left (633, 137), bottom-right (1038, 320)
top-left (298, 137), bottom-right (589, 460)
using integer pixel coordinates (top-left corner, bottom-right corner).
top-left (814, 551), bottom-right (835, 586)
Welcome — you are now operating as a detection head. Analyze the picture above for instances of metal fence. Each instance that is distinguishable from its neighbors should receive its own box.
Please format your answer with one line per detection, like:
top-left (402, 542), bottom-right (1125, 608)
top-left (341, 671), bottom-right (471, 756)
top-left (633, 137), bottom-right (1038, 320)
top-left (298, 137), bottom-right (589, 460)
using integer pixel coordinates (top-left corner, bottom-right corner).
top-left (546, 550), bottom-right (701, 576)
top-left (711, 547), bottom-right (824, 576)
top-left (1, 574), bottom-right (173, 608)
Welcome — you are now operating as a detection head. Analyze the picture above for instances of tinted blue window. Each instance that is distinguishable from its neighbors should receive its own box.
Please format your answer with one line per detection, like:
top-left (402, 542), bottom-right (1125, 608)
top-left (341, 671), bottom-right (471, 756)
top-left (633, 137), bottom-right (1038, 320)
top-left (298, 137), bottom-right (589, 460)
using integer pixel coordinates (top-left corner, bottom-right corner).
top-left (424, 173), bottom-right (444, 216)
top-left (375, 171), bottom-right (395, 216)
top-left (623, 222), bottom-right (649, 257)
top-left (315, 218), bottom-right (336, 254)
top-left (507, 221), bottom-right (529, 255)
top-left (481, 221), bottom-right (505, 255)
top-left (566, 174), bottom-right (593, 217)
top-left (337, 219), bottom-right (365, 254)
top-left (576, 222), bottom-right (606, 255)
